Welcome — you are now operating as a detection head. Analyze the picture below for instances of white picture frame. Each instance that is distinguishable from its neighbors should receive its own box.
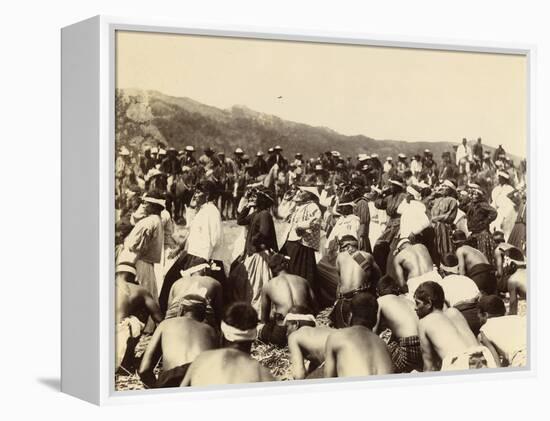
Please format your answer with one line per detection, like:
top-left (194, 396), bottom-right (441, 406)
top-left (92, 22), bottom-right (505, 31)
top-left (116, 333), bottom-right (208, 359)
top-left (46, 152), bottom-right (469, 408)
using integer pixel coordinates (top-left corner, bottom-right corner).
top-left (61, 15), bottom-right (536, 405)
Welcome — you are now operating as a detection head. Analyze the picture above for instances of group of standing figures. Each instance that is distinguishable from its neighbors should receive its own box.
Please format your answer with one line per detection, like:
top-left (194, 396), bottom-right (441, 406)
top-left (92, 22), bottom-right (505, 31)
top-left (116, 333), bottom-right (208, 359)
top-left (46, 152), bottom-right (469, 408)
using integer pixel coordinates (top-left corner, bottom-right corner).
top-left (114, 137), bottom-right (527, 389)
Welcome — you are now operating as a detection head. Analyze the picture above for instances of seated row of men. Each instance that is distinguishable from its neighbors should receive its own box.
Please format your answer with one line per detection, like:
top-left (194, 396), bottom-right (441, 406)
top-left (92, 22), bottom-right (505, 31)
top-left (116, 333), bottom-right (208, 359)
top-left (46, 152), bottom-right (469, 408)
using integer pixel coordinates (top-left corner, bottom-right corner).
top-left (116, 233), bottom-right (527, 388)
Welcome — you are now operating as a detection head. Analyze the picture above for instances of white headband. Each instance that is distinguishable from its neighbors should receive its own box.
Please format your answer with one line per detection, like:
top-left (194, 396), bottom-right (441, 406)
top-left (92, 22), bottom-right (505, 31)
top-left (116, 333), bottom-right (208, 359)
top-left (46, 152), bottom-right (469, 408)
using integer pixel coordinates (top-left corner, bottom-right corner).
top-left (220, 321), bottom-right (257, 342)
top-left (440, 264), bottom-right (459, 274)
top-left (283, 313), bottom-right (317, 325)
top-left (143, 196), bottom-right (166, 208)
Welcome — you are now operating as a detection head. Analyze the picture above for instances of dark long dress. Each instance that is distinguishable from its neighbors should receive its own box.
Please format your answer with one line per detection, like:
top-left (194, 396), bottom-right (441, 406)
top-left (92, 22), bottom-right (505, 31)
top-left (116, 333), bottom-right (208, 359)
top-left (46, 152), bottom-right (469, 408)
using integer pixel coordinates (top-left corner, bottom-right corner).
top-left (508, 202), bottom-right (527, 256)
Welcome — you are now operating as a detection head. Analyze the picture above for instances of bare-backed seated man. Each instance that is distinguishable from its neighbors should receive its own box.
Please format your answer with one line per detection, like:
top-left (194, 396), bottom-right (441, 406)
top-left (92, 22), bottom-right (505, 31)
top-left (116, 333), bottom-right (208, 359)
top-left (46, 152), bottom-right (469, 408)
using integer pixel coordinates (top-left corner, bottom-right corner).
top-left (286, 305), bottom-right (336, 379)
top-left (325, 292), bottom-right (394, 378)
top-left (501, 247), bottom-right (527, 315)
top-left (258, 254), bottom-right (317, 347)
top-left (138, 295), bottom-right (218, 388)
top-left (116, 262), bottom-right (163, 372)
top-left (414, 281), bottom-right (496, 371)
top-left (331, 235), bottom-right (381, 328)
top-left (375, 275), bottom-right (422, 373)
top-left (453, 230), bottom-right (497, 295)
top-left (393, 238), bottom-right (441, 299)
top-left (180, 302), bottom-right (275, 386)
top-left (166, 263), bottom-right (223, 327)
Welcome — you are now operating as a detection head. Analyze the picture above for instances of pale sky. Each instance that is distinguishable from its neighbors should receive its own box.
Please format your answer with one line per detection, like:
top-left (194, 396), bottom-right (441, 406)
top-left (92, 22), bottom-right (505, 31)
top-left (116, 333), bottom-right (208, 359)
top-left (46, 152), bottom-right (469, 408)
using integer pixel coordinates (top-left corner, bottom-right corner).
top-left (116, 31), bottom-right (527, 157)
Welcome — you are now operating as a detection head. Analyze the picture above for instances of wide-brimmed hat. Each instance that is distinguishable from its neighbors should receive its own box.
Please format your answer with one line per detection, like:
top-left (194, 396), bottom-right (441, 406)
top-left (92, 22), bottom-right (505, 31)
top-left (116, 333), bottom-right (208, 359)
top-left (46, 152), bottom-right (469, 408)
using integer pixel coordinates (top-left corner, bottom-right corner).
top-left (467, 182), bottom-right (484, 194)
top-left (185, 145), bottom-right (195, 152)
top-left (234, 147), bottom-right (244, 155)
top-left (142, 193), bottom-right (166, 208)
top-left (371, 153), bottom-right (379, 159)
top-left (389, 176), bottom-right (405, 189)
top-left (116, 261), bottom-right (136, 276)
top-left (386, 156), bottom-right (393, 161)
top-left (274, 145), bottom-right (283, 151)
top-left (406, 185), bottom-right (422, 201)
top-left (298, 185), bottom-right (320, 200)
top-left (358, 154), bottom-right (369, 162)
top-left (497, 170), bottom-right (510, 180)
top-left (441, 179), bottom-right (457, 191)
top-left (255, 187), bottom-right (275, 203)
top-left (398, 153), bottom-right (407, 159)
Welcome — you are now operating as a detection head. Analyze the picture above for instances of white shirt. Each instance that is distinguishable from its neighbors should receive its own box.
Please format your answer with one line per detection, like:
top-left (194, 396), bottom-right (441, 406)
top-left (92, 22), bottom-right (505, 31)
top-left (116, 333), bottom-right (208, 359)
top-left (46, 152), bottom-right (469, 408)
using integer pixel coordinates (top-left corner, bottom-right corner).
top-left (397, 200), bottom-right (430, 237)
top-left (187, 202), bottom-right (224, 261)
top-left (456, 144), bottom-right (472, 165)
top-left (326, 214), bottom-right (360, 247)
top-left (480, 315), bottom-right (527, 362)
top-left (437, 274), bottom-right (479, 306)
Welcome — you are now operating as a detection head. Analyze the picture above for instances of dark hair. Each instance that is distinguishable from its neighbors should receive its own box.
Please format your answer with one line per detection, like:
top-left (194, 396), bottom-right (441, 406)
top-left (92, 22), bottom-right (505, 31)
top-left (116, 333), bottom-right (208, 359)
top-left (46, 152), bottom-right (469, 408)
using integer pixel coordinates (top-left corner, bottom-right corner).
top-left (376, 275), bottom-right (401, 297)
top-left (441, 253), bottom-right (459, 268)
top-left (350, 292), bottom-right (378, 329)
top-left (146, 190), bottom-right (165, 215)
top-left (505, 247), bottom-right (525, 262)
top-left (180, 294), bottom-right (208, 321)
top-left (478, 295), bottom-right (506, 316)
top-left (414, 281), bottom-right (445, 310)
top-left (268, 253), bottom-right (289, 274)
top-left (223, 302), bottom-right (258, 331)
top-left (198, 181), bottom-right (219, 202)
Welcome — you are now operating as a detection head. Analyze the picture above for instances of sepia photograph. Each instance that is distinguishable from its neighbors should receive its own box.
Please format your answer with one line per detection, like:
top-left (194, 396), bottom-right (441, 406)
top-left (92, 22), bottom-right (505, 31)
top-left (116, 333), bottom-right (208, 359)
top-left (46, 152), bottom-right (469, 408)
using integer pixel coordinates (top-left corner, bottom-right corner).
top-left (113, 30), bottom-right (528, 391)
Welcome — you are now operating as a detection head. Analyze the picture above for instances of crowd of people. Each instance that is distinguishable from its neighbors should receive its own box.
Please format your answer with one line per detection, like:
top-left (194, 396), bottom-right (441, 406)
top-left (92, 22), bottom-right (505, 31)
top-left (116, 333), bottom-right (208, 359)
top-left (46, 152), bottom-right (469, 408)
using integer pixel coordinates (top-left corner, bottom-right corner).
top-left (114, 136), bottom-right (528, 389)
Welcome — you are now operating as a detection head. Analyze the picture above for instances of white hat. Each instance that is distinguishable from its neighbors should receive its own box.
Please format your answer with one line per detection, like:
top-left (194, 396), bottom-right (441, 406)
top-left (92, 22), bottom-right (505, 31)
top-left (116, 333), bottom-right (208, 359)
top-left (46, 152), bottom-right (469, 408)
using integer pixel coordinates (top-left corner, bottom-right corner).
top-left (398, 153), bottom-right (407, 159)
top-left (274, 145), bottom-right (283, 151)
top-left (256, 151), bottom-right (264, 157)
top-left (119, 146), bottom-right (130, 156)
top-left (151, 147), bottom-right (158, 154)
top-left (371, 153), bottom-right (379, 159)
top-left (406, 185), bottom-right (422, 201)
top-left (424, 149), bottom-right (431, 153)
top-left (497, 170), bottom-right (510, 180)
top-left (142, 195), bottom-right (166, 208)
top-left (386, 156), bottom-right (393, 161)
top-left (234, 147), bottom-right (244, 154)
top-left (298, 186), bottom-right (320, 199)
top-left (185, 145), bottom-right (195, 152)
top-left (331, 150), bottom-right (341, 157)
top-left (442, 179), bottom-right (457, 190)
top-left (116, 262), bottom-right (136, 276)
top-left (358, 154), bottom-right (368, 162)
top-left (158, 148), bottom-right (167, 155)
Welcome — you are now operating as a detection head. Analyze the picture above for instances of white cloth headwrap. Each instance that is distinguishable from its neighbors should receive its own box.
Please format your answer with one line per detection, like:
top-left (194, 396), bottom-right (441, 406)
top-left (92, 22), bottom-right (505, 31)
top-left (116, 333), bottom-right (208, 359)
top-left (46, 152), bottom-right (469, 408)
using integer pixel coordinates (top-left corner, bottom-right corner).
top-left (283, 313), bottom-right (317, 325)
top-left (220, 321), bottom-right (257, 342)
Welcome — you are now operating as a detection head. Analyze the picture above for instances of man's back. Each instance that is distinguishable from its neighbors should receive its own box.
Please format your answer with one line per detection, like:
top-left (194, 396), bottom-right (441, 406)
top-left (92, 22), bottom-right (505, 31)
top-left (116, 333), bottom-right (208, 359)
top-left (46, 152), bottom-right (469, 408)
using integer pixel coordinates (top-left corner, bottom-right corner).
top-left (168, 276), bottom-right (221, 308)
top-left (289, 326), bottom-right (335, 366)
top-left (397, 244), bottom-right (433, 279)
top-left (266, 274), bottom-right (314, 317)
top-left (326, 326), bottom-right (393, 377)
top-left (161, 318), bottom-right (218, 371)
top-left (336, 250), bottom-right (379, 294)
top-left (377, 294), bottom-right (418, 338)
top-left (457, 245), bottom-right (489, 272)
top-left (116, 280), bottom-right (149, 324)
top-left (181, 348), bottom-right (274, 386)
top-left (420, 310), bottom-right (477, 362)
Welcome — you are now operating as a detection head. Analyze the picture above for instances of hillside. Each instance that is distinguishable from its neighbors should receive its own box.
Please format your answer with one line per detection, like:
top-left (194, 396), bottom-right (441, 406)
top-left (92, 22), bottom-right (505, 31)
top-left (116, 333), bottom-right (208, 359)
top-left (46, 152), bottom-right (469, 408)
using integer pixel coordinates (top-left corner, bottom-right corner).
top-left (115, 89), bottom-right (490, 162)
